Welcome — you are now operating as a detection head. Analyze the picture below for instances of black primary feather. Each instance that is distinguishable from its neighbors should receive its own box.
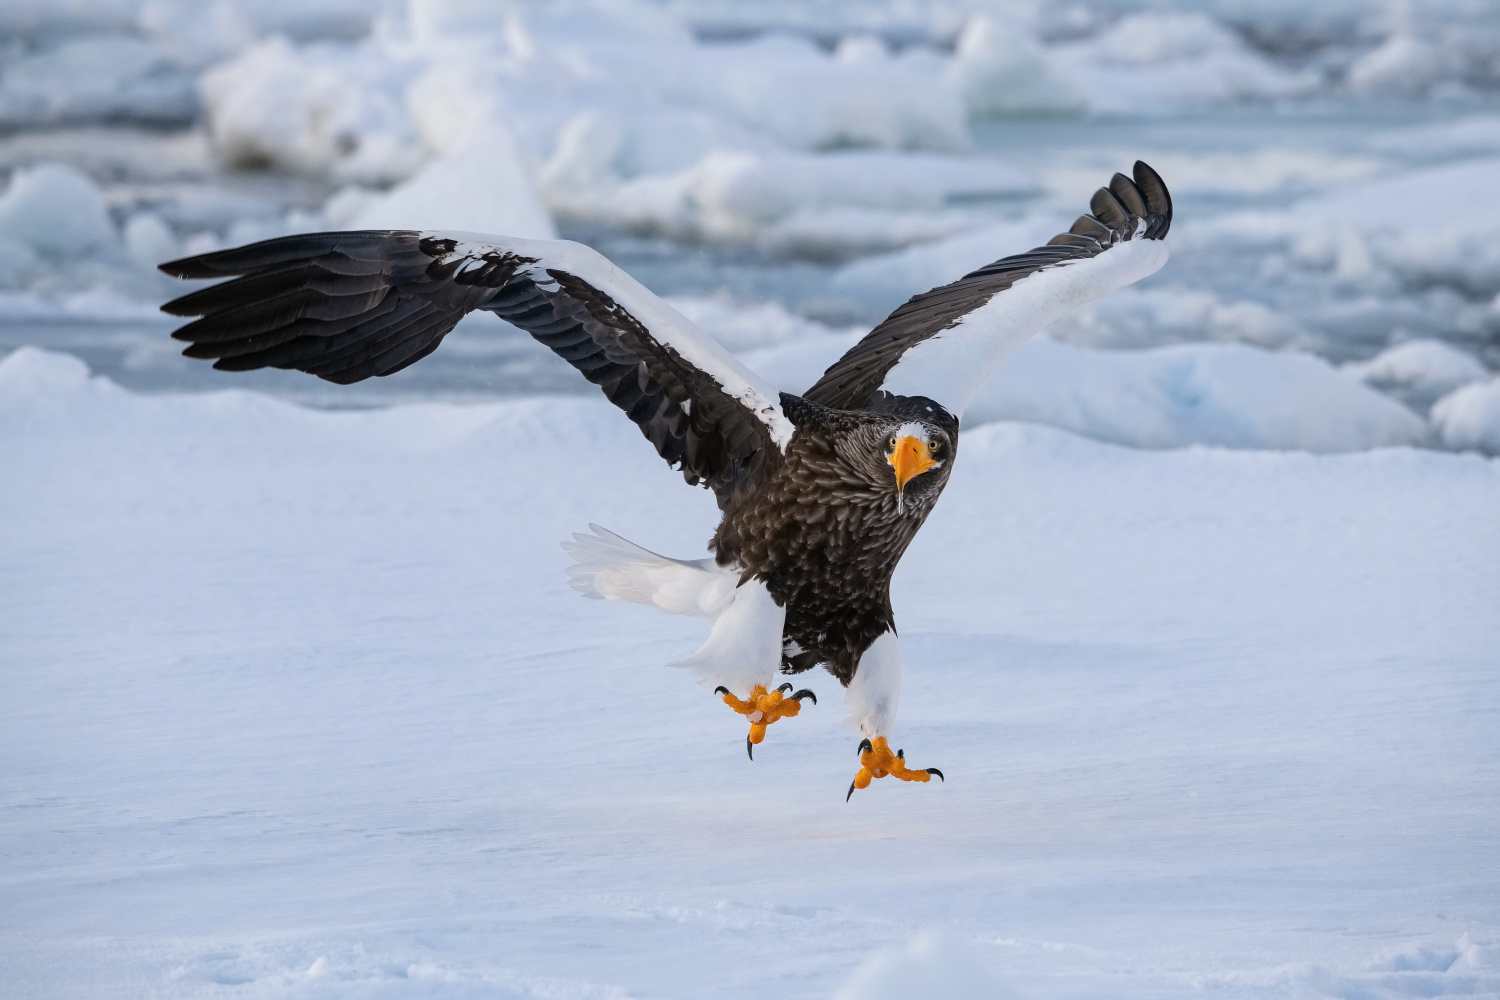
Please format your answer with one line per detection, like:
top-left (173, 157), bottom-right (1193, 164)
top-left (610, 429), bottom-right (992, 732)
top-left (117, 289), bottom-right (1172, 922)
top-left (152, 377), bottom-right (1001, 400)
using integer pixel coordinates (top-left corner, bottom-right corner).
top-left (160, 231), bottom-right (779, 507)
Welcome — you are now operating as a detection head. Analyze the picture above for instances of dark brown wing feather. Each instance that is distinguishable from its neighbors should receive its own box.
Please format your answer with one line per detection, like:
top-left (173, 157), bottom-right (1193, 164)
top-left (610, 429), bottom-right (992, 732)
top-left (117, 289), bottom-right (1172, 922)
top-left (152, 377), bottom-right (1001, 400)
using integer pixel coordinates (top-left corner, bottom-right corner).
top-left (160, 231), bottom-right (780, 505)
top-left (804, 160), bottom-right (1172, 410)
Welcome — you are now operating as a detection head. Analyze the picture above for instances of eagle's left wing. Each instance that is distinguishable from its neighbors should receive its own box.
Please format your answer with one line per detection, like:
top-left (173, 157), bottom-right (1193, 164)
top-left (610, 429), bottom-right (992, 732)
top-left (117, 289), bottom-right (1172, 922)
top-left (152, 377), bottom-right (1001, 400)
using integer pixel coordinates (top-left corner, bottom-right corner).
top-left (160, 232), bottom-right (793, 506)
top-left (805, 161), bottom-right (1172, 416)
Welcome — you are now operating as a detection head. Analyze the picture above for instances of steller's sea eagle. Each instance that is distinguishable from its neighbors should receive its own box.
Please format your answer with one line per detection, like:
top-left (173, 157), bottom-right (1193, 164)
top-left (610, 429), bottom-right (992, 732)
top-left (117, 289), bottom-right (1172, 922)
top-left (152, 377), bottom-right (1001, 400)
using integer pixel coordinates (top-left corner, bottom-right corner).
top-left (159, 161), bottom-right (1172, 799)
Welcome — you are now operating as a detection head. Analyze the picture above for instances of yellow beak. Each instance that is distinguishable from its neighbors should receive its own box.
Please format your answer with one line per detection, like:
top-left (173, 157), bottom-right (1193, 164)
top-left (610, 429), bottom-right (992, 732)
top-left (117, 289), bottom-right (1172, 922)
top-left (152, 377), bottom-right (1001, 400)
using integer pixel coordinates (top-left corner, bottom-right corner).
top-left (888, 436), bottom-right (937, 494)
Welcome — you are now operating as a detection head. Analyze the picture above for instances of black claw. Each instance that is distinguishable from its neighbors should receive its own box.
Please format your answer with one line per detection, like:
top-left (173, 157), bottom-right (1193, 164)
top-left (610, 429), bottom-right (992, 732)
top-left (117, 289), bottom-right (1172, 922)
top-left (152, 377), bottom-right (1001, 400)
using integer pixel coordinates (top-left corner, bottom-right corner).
top-left (857, 738), bottom-right (873, 757)
top-left (846, 780), bottom-right (857, 802)
top-left (747, 736), bottom-right (754, 760)
top-left (792, 688), bottom-right (816, 704)
top-left (776, 682), bottom-right (793, 694)
top-left (714, 686), bottom-right (729, 696)
top-left (897, 748), bottom-right (905, 760)
top-left (926, 768), bottom-right (944, 782)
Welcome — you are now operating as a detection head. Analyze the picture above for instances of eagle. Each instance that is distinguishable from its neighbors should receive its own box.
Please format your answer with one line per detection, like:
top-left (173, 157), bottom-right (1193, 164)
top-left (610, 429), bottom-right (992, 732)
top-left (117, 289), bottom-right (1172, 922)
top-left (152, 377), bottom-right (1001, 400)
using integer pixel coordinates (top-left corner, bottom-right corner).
top-left (159, 161), bottom-right (1172, 800)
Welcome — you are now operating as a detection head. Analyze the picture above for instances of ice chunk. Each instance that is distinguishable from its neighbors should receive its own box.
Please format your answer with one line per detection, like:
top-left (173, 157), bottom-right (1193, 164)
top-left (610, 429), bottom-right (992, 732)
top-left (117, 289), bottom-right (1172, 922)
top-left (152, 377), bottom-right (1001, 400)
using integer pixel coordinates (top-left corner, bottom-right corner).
top-left (123, 212), bottom-right (182, 271)
top-left (949, 14), bottom-right (1083, 117)
top-left (1209, 156), bottom-right (1500, 295)
top-left (1048, 12), bottom-right (1317, 113)
top-left (0, 163), bottom-right (116, 256)
top-left (965, 337), bottom-right (1429, 452)
top-left (1342, 340), bottom-right (1489, 411)
top-left (200, 37), bottom-right (424, 183)
top-left (701, 33), bottom-right (970, 153)
top-left (832, 931), bottom-right (1014, 1000)
top-left (1431, 378), bottom-right (1500, 455)
top-left (557, 147), bottom-right (1032, 251)
top-left (1051, 288), bottom-right (1312, 352)
top-left (351, 124), bottom-right (555, 241)
top-left (1454, 931), bottom-right (1500, 972)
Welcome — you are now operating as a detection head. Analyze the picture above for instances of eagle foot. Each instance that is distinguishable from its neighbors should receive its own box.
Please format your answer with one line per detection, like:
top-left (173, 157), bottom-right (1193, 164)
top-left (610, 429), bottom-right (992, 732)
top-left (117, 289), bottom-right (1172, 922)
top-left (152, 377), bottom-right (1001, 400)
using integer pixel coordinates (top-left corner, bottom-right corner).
top-left (714, 684), bottom-right (814, 759)
top-left (846, 737), bottom-right (943, 800)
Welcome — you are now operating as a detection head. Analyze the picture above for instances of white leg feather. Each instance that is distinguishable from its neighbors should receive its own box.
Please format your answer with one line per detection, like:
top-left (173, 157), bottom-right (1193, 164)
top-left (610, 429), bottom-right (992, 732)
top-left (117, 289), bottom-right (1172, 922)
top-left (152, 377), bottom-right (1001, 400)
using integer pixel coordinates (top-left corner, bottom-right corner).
top-left (846, 631), bottom-right (901, 739)
top-left (672, 578), bottom-right (785, 698)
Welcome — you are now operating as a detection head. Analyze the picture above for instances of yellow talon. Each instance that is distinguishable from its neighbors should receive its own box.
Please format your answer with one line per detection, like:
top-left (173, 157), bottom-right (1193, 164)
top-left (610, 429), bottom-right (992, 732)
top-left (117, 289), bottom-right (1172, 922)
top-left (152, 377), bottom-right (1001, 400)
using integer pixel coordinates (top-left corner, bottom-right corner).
top-left (719, 684), bottom-right (812, 758)
top-left (846, 737), bottom-right (943, 800)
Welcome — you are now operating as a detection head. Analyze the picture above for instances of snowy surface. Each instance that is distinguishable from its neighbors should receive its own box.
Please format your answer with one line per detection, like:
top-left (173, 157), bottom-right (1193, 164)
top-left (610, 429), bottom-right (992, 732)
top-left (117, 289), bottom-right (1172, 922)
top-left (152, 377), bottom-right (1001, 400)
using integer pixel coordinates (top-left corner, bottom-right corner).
top-left (3, 347), bottom-right (1499, 999)
top-left (4, 3), bottom-right (1500, 994)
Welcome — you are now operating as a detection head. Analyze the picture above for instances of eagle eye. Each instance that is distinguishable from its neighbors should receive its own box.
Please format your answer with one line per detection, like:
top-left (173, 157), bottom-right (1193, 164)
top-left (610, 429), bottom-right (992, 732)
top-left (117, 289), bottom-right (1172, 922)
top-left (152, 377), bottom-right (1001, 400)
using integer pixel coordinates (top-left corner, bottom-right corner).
top-left (887, 435), bottom-right (897, 448)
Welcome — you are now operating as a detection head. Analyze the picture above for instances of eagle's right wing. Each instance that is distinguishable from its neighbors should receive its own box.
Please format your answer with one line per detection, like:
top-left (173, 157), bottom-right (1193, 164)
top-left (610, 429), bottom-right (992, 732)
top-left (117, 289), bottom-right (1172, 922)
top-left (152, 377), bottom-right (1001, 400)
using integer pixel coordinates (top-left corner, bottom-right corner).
top-left (806, 161), bottom-right (1173, 418)
top-left (160, 232), bottom-right (794, 507)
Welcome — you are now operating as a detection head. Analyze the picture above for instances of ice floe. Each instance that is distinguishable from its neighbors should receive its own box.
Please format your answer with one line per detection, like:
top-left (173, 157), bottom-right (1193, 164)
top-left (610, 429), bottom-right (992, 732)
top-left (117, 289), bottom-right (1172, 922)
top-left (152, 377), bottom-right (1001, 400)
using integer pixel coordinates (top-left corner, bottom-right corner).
top-left (0, 163), bottom-right (117, 257)
top-left (1342, 338), bottom-right (1490, 410)
top-left (1432, 377), bottom-right (1500, 455)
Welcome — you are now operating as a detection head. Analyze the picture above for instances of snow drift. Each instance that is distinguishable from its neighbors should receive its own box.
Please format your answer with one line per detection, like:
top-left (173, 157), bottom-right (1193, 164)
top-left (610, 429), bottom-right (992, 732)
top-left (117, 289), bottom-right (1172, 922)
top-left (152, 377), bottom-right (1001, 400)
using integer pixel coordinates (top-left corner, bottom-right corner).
top-left (2, 345), bottom-right (1497, 1000)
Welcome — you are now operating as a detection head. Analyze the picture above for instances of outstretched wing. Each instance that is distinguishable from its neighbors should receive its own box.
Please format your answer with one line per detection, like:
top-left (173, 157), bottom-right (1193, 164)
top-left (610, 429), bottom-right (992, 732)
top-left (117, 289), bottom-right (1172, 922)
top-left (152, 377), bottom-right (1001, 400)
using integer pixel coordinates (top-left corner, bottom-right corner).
top-left (806, 160), bottom-right (1172, 416)
top-left (160, 231), bottom-right (793, 505)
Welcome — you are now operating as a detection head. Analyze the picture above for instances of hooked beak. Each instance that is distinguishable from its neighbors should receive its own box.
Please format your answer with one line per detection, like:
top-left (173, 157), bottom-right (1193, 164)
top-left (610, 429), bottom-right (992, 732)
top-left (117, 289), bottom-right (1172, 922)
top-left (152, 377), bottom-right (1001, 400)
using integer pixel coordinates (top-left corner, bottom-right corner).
top-left (887, 436), bottom-right (937, 495)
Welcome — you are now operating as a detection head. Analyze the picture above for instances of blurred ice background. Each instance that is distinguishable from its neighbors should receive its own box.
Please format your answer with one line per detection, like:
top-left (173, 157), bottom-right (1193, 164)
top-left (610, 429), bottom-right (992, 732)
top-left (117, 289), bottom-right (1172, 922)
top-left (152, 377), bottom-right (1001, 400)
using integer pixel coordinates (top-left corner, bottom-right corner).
top-left (2, 0), bottom-right (1499, 451)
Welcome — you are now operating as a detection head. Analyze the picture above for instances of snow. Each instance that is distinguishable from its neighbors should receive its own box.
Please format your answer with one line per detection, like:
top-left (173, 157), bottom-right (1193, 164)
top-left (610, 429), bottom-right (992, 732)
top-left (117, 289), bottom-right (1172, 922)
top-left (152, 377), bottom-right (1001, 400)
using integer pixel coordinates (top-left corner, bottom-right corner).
top-left (1432, 377), bottom-right (1500, 454)
top-left (2, 346), bottom-right (1498, 999)
top-left (834, 932), bottom-right (1014, 1000)
top-left (1342, 338), bottom-right (1490, 410)
top-left (4, 1), bottom-right (1500, 994)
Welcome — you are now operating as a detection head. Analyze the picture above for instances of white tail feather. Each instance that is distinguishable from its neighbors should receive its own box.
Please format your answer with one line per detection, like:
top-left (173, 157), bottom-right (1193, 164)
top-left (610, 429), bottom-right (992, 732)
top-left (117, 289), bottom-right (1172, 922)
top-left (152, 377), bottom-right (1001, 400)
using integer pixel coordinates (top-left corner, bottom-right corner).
top-left (561, 524), bottom-right (737, 618)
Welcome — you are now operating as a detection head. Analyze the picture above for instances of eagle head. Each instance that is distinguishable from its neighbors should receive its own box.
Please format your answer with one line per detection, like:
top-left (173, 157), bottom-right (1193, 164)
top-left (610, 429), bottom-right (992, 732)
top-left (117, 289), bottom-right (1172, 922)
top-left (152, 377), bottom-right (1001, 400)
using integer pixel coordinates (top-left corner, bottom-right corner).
top-left (885, 421), bottom-right (942, 494)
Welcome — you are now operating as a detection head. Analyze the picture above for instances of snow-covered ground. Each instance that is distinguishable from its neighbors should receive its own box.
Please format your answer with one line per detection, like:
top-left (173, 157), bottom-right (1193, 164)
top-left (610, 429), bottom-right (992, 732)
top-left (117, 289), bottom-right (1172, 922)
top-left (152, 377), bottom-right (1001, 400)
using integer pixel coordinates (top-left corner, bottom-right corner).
top-left (4, 1), bottom-right (1500, 996)
top-left (3, 347), bottom-right (1498, 999)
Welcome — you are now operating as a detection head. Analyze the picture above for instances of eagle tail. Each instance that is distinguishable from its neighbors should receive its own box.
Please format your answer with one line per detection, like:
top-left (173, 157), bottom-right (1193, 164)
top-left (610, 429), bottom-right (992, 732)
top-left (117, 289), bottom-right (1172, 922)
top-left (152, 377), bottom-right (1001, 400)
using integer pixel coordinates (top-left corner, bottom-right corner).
top-left (561, 524), bottom-right (735, 618)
